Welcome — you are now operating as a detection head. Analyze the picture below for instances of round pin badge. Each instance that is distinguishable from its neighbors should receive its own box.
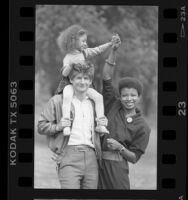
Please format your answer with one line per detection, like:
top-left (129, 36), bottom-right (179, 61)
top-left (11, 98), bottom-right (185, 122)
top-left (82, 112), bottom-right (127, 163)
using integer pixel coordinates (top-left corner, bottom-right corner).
top-left (127, 117), bottom-right (133, 123)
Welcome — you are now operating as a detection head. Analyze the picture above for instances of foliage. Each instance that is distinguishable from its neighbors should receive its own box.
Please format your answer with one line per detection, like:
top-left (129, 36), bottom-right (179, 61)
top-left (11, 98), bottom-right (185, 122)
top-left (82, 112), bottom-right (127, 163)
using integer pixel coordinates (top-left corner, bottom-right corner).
top-left (35, 5), bottom-right (158, 116)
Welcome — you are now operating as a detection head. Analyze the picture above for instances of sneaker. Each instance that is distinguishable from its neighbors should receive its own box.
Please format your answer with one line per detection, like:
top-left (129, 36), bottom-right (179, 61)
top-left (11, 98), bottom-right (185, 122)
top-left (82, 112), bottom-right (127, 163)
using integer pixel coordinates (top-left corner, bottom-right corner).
top-left (95, 126), bottom-right (109, 134)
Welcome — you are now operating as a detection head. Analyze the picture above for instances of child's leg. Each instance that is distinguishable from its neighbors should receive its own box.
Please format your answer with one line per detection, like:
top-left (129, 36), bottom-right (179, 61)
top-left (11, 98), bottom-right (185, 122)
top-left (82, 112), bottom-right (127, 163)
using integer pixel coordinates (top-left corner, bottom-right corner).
top-left (62, 85), bottom-right (74, 136)
top-left (87, 88), bottom-right (109, 134)
top-left (87, 88), bottom-right (104, 118)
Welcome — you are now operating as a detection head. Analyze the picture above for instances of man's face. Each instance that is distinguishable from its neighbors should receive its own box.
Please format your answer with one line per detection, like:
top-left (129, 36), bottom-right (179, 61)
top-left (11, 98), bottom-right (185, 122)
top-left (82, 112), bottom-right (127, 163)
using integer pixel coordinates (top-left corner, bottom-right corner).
top-left (120, 87), bottom-right (140, 110)
top-left (70, 73), bottom-right (92, 93)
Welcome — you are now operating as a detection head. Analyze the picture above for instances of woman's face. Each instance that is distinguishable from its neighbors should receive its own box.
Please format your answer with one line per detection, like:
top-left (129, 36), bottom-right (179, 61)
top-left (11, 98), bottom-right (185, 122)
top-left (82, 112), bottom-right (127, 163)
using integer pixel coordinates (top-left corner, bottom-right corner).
top-left (76, 34), bottom-right (87, 51)
top-left (120, 87), bottom-right (140, 111)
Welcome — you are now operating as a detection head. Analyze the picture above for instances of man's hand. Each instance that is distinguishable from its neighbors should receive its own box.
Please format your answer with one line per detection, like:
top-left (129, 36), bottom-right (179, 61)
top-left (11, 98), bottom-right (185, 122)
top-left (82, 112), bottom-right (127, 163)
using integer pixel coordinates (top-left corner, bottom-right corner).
top-left (107, 138), bottom-right (123, 151)
top-left (96, 116), bottom-right (108, 127)
top-left (56, 118), bottom-right (71, 132)
top-left (51, 153), bottom-right (63, 164)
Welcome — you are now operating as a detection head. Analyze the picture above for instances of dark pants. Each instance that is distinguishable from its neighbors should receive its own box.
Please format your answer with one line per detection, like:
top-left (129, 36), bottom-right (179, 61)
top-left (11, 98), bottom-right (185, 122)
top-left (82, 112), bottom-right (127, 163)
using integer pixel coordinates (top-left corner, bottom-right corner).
top-left (57, 145), bottom-right (98, 189)
top-left (99, 158), bottom-right (130, 189)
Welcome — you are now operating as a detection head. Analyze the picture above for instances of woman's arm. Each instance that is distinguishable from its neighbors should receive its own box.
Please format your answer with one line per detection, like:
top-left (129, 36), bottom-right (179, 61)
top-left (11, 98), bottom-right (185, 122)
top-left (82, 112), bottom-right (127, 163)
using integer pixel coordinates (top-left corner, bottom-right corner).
top-left (102, 40), bottom-right (121, 109)
top-left (107, 138), bottom-right (137, 164)
top-left (119, 146), bottom-right (137, 164)
top-left (103, 48), bottom-right (117, 80)
top-left (102, 49), bottom-right (117, 108)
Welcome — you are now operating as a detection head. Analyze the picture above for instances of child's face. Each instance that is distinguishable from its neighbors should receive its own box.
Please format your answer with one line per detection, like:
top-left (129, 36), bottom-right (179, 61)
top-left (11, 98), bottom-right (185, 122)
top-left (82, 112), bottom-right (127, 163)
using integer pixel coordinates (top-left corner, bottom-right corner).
top-left (120, 88), bottom-right (140, 111)
top-left (76, 34), bottom-right (87, 51)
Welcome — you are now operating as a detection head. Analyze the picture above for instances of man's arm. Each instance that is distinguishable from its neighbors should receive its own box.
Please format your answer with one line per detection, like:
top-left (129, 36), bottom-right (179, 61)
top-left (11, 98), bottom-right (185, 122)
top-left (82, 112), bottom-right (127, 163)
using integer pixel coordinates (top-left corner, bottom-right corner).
top-left (38, 119), bottom-right (57, 136)
top-left (37, 98), bottom-right (59, 136)
top-left (37, 97), bottom-right (68, 136)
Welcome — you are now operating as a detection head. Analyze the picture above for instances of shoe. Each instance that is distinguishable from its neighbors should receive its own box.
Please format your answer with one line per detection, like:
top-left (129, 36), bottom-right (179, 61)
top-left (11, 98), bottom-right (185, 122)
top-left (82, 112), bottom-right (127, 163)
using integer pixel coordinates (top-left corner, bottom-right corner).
top-left (63, 127), bottom-right (71, 136)
top-left (95, 126), bottom-right (109, 134)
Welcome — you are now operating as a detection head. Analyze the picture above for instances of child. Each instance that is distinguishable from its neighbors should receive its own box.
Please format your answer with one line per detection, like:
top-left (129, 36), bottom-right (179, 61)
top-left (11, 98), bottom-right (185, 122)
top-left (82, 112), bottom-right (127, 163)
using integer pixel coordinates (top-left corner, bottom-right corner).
top-left (56, 24), bottom-right (119, 136)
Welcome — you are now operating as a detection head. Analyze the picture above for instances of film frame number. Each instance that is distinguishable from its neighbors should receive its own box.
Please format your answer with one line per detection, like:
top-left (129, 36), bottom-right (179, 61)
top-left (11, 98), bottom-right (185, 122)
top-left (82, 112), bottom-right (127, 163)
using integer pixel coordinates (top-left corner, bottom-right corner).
top-left (178, 101), bottom-right (186, 116)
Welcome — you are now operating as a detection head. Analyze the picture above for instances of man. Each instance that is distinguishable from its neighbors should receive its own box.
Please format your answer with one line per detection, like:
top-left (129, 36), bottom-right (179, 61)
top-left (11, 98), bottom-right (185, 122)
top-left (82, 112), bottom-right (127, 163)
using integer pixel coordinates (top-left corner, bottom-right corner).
top-left (37, 62), bottom-right (105, 189)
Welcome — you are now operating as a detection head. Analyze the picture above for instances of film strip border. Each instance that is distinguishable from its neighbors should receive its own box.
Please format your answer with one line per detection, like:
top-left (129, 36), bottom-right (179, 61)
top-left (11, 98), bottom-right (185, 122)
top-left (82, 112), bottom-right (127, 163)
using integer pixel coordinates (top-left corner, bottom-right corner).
top-left (8, 1), bottom-right (187, 200)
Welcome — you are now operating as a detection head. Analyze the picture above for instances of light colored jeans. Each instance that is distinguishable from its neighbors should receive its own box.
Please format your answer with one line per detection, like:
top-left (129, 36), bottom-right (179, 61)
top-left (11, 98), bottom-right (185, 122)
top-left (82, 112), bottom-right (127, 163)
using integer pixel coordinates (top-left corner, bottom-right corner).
top-left (57, 145), bottom-right (98, 189)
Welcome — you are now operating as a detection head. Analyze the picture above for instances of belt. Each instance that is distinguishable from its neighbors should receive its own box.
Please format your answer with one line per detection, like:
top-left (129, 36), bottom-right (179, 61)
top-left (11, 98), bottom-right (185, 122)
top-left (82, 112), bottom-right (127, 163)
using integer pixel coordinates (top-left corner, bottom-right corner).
top-left (102, 151), bottom-right (123, 161)
top-left (66, 145), bottom-right (94, 152)
top-left (53, 145), bottom-right (94, 165)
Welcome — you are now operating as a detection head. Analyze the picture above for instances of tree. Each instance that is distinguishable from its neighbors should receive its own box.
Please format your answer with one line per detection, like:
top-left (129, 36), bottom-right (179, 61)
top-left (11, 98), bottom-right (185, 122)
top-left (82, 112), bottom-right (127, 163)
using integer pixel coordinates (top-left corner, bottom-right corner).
top-left (35, 5), bottom-right (158, 116)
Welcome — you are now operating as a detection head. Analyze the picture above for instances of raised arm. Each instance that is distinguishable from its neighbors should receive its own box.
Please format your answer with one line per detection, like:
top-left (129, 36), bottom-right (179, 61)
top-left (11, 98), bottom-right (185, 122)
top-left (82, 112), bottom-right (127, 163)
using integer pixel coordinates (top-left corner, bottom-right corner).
top-left (84, 42), bottom-right (112, 58)
top-left (103, 48), bottom-right (117, 80)
top-left (102, 43), bottom-right (120, 110)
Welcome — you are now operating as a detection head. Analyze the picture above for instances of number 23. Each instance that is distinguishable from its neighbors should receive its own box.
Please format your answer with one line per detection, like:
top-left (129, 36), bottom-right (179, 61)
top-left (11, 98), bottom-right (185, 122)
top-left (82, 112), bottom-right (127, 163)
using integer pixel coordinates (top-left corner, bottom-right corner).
top-left (178, 101), bottom-right (186, 116)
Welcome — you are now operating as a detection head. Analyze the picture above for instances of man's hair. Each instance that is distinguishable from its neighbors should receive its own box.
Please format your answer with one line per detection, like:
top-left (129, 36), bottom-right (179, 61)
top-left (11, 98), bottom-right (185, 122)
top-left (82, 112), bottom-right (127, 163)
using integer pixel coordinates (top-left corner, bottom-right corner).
top-left (118, 77), bottom-right (143, 96)
top-left (69, 61), bottom-right (95, 81)
top-left (57, 24), bottom-right (87, 53)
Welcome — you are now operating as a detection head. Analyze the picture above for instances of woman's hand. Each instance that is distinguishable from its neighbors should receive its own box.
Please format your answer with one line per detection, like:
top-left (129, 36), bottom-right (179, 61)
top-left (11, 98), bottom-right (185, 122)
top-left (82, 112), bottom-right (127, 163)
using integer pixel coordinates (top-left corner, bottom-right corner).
top-left (111, 34), bottom-right (121, 51)
top-left (107, 138), bottom-right (123, 151)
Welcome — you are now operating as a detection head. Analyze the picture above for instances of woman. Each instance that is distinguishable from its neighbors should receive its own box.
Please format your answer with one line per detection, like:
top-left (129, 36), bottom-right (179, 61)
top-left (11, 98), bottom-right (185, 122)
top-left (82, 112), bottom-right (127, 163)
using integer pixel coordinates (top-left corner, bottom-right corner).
top-left (98, 39), bottom-right (151, 189)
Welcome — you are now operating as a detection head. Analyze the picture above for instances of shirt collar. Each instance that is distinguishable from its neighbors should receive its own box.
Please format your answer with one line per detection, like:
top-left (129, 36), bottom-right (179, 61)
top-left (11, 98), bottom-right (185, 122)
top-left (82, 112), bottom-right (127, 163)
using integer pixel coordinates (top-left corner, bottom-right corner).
top-left (73, 95), bottom-right (89, 101)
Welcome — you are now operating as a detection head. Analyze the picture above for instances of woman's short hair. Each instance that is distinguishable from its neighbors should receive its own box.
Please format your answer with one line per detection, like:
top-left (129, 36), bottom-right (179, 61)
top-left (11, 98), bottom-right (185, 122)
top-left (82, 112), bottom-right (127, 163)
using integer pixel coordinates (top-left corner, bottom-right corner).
top-left (118, 77), bottom-right (143, 96)
top-left (69, 61), bottom-right (95, 81)
top-left (57, 24), bottom-right (87, 53)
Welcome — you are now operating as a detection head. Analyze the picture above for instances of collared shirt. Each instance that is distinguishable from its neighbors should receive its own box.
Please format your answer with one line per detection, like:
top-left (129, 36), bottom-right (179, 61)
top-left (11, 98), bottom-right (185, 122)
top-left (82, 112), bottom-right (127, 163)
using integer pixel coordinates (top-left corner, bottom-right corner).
top-left (68, 96), bottom-right (94, 148)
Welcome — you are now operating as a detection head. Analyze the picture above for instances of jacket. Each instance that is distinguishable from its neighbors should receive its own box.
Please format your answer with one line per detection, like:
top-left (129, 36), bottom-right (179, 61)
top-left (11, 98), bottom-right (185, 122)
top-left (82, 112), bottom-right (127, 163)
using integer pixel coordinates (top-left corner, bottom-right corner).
top-left (37, 95), bottom-right (102, 160)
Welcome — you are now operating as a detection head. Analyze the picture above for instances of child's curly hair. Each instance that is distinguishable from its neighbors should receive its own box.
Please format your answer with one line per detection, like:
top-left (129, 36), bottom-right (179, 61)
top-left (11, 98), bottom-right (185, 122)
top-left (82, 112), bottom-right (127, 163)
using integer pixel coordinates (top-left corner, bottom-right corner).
top-left (57, 24), bottom-right (87, 53)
